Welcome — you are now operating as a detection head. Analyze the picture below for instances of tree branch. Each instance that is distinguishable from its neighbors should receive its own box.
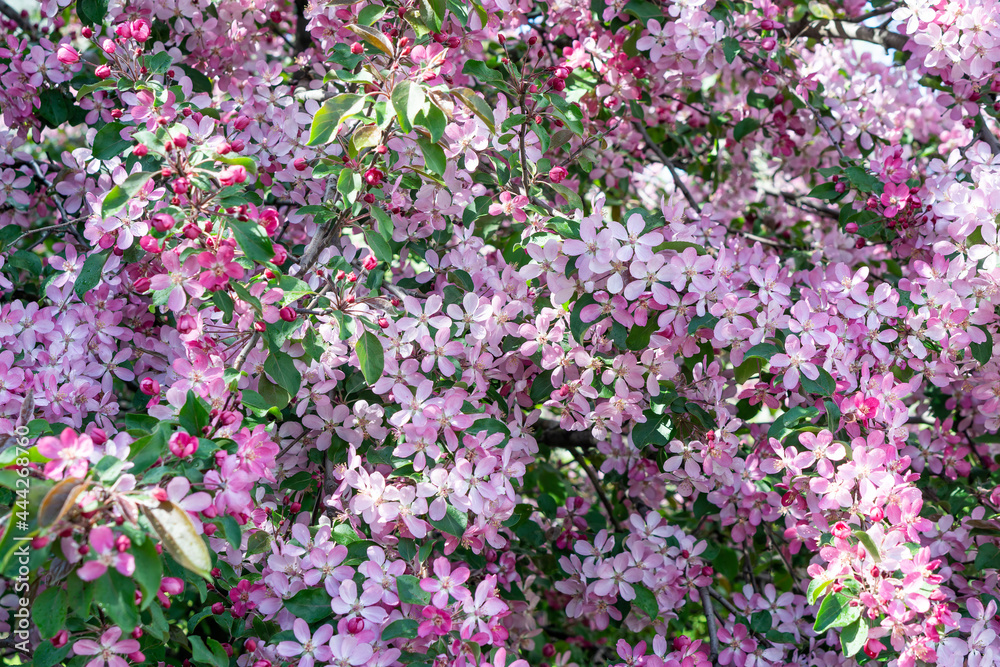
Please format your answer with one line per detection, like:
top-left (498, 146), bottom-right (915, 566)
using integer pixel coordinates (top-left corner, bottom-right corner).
top-left (0, 0), bottom-right (34, 37)
top-left (701, 587), bottom-right (721, 665)
top-left (633, 123), bottom-right (702, 213)
top-left (781, 18), bottom-right (908, 51)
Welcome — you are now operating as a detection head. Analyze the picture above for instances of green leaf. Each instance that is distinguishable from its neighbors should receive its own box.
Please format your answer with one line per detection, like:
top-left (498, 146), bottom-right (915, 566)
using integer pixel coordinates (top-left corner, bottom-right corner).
top-left (93, 122), bottom-right (132, 160)
top-left (808, 182), bottom-right (842, 201)
top-left (355, 331), bottom-right (384, 385)
top-left (452, 87), bottom-right (496, 133)
top-left (345, 23), bottom-right (394, 55)
top-left (77, 0), bottom-right (109, 24)
top-left (750, 610), bottom-right (772, 633)
top-left (8, 250), bottom-right (42, 275)
top-left (632, 408), bottom-right (670, 448)
top-left (733, 118), bottom-right (760, 141)
top-left (33, 587), bottom-right (67, 639)
top-left (220, 515), bottom-right (242, 550)
top-left (747, 92), bottom-right (772, 110)
top-left (189, 636), bottom-right (228, 667)
top-left (382, 618), bottom-right (420, 640)
top-left (396, 574), bottom-right (431, 605)
top-left (93, 571), bottom-right (139, 633)
top-left (545, 94), bottom-right (584, 135)
top-left (840, 617), bottom-right (868, 657)
top-left (417, 137), bottom-right (446, 176)
top-left (364, 228), bottom-right (392, 263)
top-left (229, 219), bottom-right (274, 264)
top-left (264, 349), bottom-right (302, 397)
top-left (33, 641), bottom-right (71, 667)
top-left (428, 504), bottom-right (468, 537)
top-left (632, 583), bottom-right (659, 620)
top-left (461, 60), bottom-right (505, 84)
top-left (216, 154), bottom-right (259, 176)
top-left (146, 51), bottom-right (172, 75)
top-left (75, 250), bottom-right (110, 299)
top-left (768, 406), bottom-right (820, 442)
top-left (806, 576), bottom-right (835, 605)
top-left (543, 181), bottom-right (584, 211)
top-left (659, 240), bottom-right (707, 255)
top-left (853, 530), bottom-right (881, 563)
top-left (179, 390), bottom-right (210, 436)
top-left (971, 326), bottom-right (993, 366)
top-left (800, 367), bottom-right (836, 396)
top-left (179, 64), bottom-right (213, 93)
top-left (102, 171), bottom-right (154, 217)
top-left (744, 343), bottom-right (779, 361)
top-left (813, 592), bottom-right (860, 633)
top-left (391, 81), bottom-right (426, 134)
top-left (975, 543), bottom-right (1000, 570)
top-left (131, 537), bottom-right (163, 610)
top-left (687, 313), bottom-right (719, 334)
top-left (285, 588), bottom-right (333, 622)
top-left (308, 94), bottom-right (365, 146)
top-left (722, 36), bottom-right (742, 64)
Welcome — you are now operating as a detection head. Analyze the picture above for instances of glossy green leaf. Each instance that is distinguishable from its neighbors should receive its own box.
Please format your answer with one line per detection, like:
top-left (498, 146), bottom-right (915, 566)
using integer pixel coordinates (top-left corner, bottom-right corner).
top-left (813, 592), bottom-right (860, 633)
top-left (355, 330), bottom-right (385, 385)
top-left (308, 94), bottom-right (365, 146)
top-left (102, 171), bottom-right (154, 217)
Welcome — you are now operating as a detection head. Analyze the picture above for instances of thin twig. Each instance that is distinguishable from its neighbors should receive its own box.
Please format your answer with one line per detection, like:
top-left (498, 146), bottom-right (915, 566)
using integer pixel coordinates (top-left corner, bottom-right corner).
top-left (0, 0), bottom-right (34, 37)
top-left (978, 112), bottom-right (1000, 156)
top-left (701, 587), bottom-right (720, 665)
top-left (633, 123), bottom-right (702, 213)
top-left (568, 446), bottom-right (623, 533)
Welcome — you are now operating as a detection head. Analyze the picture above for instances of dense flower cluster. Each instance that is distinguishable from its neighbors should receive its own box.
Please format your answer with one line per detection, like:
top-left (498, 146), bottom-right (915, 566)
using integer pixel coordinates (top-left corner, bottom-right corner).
top-left (1, 0), bottom-right (1000, 666)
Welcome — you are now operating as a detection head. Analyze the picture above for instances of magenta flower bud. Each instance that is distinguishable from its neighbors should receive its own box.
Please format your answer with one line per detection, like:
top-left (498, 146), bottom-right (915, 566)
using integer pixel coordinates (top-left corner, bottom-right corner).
top-left (32, 535), bottom-right (50, 549)
top-left (202, 504), bottom-right (218, 518)
top-left (272, 244), bottom-right (287, 266)
top-left (219, 411), bottom-right (238, 426)
top-left (761, 37), bottom-right (776, 50)
top-left (131, 627), bottom-right (143, 639)
top-left (133, 143), bottom-right (148, 157)
top-left (95, 64), bottom-right (113, 79)
top-left (101, 38), bottom-right (116, 54)
top-left (115, 534), bottom-right (131, 552)
top-left (831, 521), bottom-right (852, 539)
top-left (870, 506), bottom-right (884, 522)
top-left (177, 313), bottom-right (197, 334)
top-left (279, 306), bottom-right (296, 322)
top-left (139, 235), bottom-right (161, 253)
top-left (56, 45), bottom-right (80, 64)
top-left (52, 630), bottom-right (69, 648)
top-left (218, 165), bottom-right (247, 186)
top-left (230, 139), bottom-right (245, 153)
top-left (98, 233), bottom-right (116, 249)
top-left (160, 577), bottom-right (185, 595)
top-left (378, 317), bottom-right (389, 329)
top-left (549, 166), bottom-right (569, 183)
top-left (131, 19), bottom-right (150, 42)
top-left (350, 41), bottom-right (364, 54)
top-left (211, 602), bottom-right (225, 615)
top-left (362, 254), bottom-right (378, 271)
top-left (542, 644), bottom-right (556, 658)
top-left (845, 222), bottom-right (859, 234)
top-left (81, 26), bottom-right (92, 38)
top-left (259, 208), bottom-right (280, 235)
top-left (173, 133), bottom-right (188, 149)
top-left (234, 115), bottom-right (251, 130)
top-left (133, 276), bottom-right (151, 293)
top-left (115, 22), bottom-right (132, 39)
top-left (363, 166), bottom-right (384, 186)
top-left (172, 177), bottom-right (190, 194)
top-left (168, 432), bottom-right (199, 458)
top-left (253, 661), bottom-right (272, 667)
top-left (346, 617), bottom-right (365, 634)
top-left (151, 213), bottom-right (175, 232)
top-left (140, 377), bottom-right (160, 395)
top-left (293, 157), bottom-right (308, 171)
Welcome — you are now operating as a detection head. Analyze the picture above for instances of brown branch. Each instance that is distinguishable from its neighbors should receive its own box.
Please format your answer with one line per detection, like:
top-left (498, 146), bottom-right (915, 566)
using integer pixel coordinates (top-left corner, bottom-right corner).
top-left (978, 112), bottom-right (1000, 156)
top-left (701, 587), bottom-right (721, 665)
top-left (633, 123), bottom-right (702, 213)
top-left (0, 0), bottom-right (34, 37)
top-left (781, 18), bottom-right (908, 51)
